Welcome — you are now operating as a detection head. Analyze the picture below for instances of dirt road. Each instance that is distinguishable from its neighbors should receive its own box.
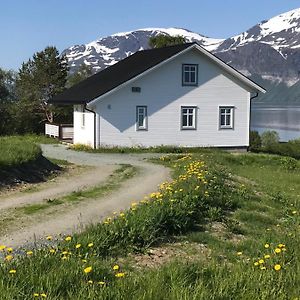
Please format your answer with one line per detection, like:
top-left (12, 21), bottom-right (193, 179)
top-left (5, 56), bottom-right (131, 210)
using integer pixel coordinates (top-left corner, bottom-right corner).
top-left (0, 145), bottom-right (170, 248)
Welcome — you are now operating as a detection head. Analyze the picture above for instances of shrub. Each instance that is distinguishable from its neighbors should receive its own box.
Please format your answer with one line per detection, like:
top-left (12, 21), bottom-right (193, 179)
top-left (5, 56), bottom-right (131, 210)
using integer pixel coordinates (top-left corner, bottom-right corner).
top-left (249, 131), bottom-right (261, 151)
top-left (261, 131), bottom-right (279, 149)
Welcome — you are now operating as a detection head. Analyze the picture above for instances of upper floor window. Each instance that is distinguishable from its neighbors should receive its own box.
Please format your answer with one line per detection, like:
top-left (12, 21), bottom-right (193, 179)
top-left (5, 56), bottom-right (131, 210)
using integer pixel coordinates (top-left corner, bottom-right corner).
top-left (219, 106), bottom-right (234, 129)
top-left (182, 64), bottom-right (198, 86)
top-left (181, 106), bottom-right (197, 130)
top-left (136, 106), bottom-right (147, 130)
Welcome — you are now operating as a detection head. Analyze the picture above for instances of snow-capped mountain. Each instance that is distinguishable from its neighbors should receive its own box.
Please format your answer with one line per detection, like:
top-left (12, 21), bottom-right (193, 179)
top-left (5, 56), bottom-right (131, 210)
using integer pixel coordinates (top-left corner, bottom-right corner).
top-left (214, 8), bottom-right (300, 85)
top-left (63, 8), bottom-right (300, 100)
top-left (63, 28), bottom-right (224, 73)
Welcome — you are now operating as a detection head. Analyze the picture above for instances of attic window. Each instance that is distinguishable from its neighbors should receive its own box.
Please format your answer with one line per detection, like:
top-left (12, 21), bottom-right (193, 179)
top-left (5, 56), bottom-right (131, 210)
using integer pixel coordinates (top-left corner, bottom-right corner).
top-left (132, 87), bottom-right (141, 93)
top-left (182, 64), bottom-right (198, 86)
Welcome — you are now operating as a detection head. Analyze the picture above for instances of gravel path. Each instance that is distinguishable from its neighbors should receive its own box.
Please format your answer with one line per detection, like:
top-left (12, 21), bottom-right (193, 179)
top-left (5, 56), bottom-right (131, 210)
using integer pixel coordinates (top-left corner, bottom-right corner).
top-left (0, 145), bottom-right (170, 248)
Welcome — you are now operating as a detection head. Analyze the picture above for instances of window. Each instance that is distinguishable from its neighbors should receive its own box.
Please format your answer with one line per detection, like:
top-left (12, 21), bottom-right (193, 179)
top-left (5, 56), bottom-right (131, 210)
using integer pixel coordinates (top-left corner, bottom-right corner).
top-left (80, 106), bottom-right (85, 128)
top-left (181, 106), bottom-right (197, 130)
top-left (182, 64), bottom-right (198, 86)
top-left (219, 106), bottom-right (234, 129)
top-left (136, 106), bottom-right (147, 130)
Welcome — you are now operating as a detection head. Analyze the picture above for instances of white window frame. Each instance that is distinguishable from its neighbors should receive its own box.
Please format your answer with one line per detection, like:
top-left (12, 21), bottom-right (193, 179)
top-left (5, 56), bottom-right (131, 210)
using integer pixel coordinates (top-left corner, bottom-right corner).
top-left (181, 106), bottom-right (197, 130)
top-left (182, 64), bottom-right (198, 86)
top-left (219, 106), bottom-right (234, 129)
top-left (136, 106), bottom-right (147, 131)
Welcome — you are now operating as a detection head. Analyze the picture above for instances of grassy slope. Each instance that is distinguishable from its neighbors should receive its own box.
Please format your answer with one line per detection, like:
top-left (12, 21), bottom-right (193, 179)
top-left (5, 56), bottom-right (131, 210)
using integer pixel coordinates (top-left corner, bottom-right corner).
top-left (0, 151), bottom-right (299, 299)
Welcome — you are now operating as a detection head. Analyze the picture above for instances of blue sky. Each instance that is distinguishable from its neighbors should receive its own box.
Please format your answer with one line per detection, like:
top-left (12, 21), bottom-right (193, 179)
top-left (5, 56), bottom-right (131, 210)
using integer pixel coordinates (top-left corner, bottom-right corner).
top-left (1, 0), bottom-right (299, 70)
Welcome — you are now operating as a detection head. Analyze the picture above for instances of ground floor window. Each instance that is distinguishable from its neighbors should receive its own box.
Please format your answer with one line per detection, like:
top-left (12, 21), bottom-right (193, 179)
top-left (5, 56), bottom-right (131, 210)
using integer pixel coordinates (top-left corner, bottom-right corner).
top-left (181, 106), bottom-right (197, 130)
top-left (136, 106), bottom-right (147, 130)
top-left (219, 106), bottom-right (234, 129)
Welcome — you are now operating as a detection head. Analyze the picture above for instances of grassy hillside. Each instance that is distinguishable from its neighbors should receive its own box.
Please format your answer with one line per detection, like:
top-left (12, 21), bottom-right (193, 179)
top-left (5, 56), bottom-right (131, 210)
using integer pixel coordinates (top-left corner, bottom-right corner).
top-left (0, 136), bottom-right (59, 188)
top-left (0, 150), bottom-right (298, 299)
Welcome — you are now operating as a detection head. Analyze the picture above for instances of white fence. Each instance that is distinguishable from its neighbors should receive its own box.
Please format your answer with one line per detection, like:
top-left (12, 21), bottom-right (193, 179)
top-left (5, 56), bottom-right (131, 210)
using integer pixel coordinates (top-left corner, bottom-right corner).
top-left (45, 123), bottom-right (73, 140)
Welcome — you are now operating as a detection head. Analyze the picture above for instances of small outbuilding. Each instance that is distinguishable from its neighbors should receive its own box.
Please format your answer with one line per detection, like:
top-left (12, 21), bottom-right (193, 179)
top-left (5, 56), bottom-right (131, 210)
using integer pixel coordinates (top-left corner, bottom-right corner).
top-left (49, 42), bottom-right (265, 149)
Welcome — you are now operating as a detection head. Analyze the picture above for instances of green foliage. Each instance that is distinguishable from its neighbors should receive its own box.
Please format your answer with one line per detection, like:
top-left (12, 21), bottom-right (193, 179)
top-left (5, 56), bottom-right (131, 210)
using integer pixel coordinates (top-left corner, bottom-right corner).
top-left (66, 64), bottom-right (93, 88)
top-left (0, 136), bottom-right (42, 167)
top-left (261, 130), bottom-right (279, 149)
top-left (249, 130), bottom-right (261, 151)
top-left (149, 34), bottom-right (186, 48)
top-left (14, 46), bottom-right (70, 134)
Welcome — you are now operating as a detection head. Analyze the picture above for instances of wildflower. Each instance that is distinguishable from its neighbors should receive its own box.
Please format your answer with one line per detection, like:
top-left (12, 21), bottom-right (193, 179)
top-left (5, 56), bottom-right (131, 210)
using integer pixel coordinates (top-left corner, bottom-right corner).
top-left (9, 269), bottom-right (16, 274)
top-left (46, 236), bottom-right (52, 241)
top-left (82, 259), bottom-right (87, 263)
top-left (88, 243), bottom-right (94, 247)
top-left (6, 247), bottom-right (13, 253)
top-left (61, 256), bottom-right (68, 260)
top-left (113, 265), bottom-right (119, 271)
top-left (75, 244), bottom-right (81, 249)
top-left (98, 281), bottom-right (106, 285)
top-left (264, 243), bottom-right (270, 248)
top-left (0, 245), bottom-right (6, 251)
top-left (84, 266), bottom-right (92, 274)
top-left (33, 294), bottom-right (39, 297)
top-left (41, 294), bottom-right (47, 298)
top-left (119, 213), bottom-right (125, 218)
top-left (49, 249), bottom-right (55, 254)
top-left (254, 262), bottom-right (259, 266)
top-left (88, 280), bottom-right (93, 284)
top-left (278, 243), bottom-right (285, 248)
top-left (292, 210), bottom-right (297, 214)
top-left (62, 251), bottom-right (68, 255)
top-left (275, 248), bottom-right (281, 254)
top-left (259, 259), bottom-right (264, 264)
top-left (5, 255), bottom-right (13, 261)
top-left (274, 264), bottom-right (281, 271)
top-left (236, 252), bottom-right (243, 256)
top-left (260, 266), bottom-right (266, 270)
top-left (65, 236), bottom-right (72, 242)
top-left (115, 272), bottom-right (125, 278)
top-left (264, 254), bottom-right (271, 259)
top-left (26, 251), bottom-right (33, 256)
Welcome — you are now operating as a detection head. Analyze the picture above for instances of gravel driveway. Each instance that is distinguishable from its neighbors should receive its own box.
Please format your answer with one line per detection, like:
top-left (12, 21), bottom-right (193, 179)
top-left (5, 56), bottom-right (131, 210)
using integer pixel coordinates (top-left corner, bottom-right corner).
top-left (0, 145), bottom-right (170, 248)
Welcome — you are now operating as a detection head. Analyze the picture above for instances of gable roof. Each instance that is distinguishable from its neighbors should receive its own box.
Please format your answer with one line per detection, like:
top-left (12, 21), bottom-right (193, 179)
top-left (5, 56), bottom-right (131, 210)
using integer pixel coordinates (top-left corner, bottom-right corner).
top-left (50, 43), bottom-right (265, 105)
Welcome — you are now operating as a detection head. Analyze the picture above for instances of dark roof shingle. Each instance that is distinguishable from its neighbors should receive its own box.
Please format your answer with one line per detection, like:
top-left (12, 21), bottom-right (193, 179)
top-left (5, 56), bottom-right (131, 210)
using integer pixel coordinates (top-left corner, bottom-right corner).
top-left (50, 43), bottom-right (194, 104)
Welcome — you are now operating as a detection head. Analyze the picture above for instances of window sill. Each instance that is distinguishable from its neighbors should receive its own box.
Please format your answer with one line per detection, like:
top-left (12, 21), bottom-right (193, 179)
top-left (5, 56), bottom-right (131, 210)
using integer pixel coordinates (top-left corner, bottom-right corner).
top-left (182, 83), bottom-right (198, 87)
top-left (181, 127), bottom-right (197, 130)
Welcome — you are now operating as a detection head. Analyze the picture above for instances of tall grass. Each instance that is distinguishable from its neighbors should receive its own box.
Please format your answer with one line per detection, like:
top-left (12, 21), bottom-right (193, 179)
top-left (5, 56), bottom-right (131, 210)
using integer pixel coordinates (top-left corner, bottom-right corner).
top-left (0, 136), bottom-right (42, 167)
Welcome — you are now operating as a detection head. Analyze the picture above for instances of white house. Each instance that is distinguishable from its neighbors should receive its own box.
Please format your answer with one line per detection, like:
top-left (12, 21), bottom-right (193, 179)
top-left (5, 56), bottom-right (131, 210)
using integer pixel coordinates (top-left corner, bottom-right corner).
top-left (50, 43), bottom-right (265, 149)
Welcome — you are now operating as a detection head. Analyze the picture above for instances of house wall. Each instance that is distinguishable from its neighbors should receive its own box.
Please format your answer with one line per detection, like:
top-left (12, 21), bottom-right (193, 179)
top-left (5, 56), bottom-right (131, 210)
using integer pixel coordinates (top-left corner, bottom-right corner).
top-left (93, 49), bottom-right (252, 148)
top-left (73, 105), bottom-right (95, 147)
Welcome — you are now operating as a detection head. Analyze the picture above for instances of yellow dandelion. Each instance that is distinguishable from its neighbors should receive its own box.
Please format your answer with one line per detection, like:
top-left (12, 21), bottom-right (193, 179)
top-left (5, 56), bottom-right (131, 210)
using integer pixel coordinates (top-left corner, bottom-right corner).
top-left (26, 251), bottom-right (33, 256)
top-left (260, 266), bottom-right (266, 270)
top-left (5, 255), bottom-right (13, 261)
top-left (65, 236), bottom-right (72, 242)
top-left (62, 251), bottom-right (68, 255)
top-left (0, 245), bottom-right (6, 251)
top-left (49, 249), bottom-right (55, 254)
top-left (88, 243), bottom-right (94, 247)
top-left (9, 269), bottom-right (16, 274)
top-left (292, 210), bottom-right (297, 214)
top-left (46, 236), bottom-right (52, 241)
top-left (264, 243), bottom-right (270, 248)
top-left (98, 281), bottom-right (106, 285)
top-left (113, 264), bottom-right (119, 271)
top-left (61, 256), bottom-right (68, 260)
top-left (264, 254), bottom-right (271, 259)
top-left (6, 247), bottom-right (13, 253)
top-left (274, 264), bottom-right (281, 271)
top-left (278, 244), bottom-right (285, 248)
top-left (259, 259), bottom-right (264, 264)
top-left (33, 293), bottom-right (39, 297)
top-left (75, 244), bottom-right (81, 249)
top-left (84, 266), bottom-right (92, 274)
top-left (236, 252), bottom-right (243, 256)
top-left (41, 294), bottom-right (47, 298)
top-left (275, 248), bottom-right (281, 254)
top-left (82, 259), bottom-right (87, 263)
top-left (88, 280), bottom-right (93, 284)
top-left (115, 272), bottom-right (125, 278)
top-left (254, 262), bottom-right (259, 266)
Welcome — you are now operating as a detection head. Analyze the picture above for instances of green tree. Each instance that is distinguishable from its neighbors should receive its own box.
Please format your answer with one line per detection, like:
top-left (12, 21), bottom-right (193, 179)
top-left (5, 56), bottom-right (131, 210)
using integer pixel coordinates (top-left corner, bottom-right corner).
top-left (0, 69), bottom-right (16, 135)
top-left (66, 64), bottom-right (93, 88)
top-left (15, 46), bottom-right (69, 133)
top-left (261, 130), bottom-right (279, 149)
top-left (149, 34), bottom-right (186, 48)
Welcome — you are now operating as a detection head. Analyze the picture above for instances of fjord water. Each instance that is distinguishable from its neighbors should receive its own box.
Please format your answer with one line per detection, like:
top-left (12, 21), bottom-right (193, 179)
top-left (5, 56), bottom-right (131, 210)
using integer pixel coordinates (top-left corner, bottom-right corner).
top-left (251, 104), bottom-right (300, 141)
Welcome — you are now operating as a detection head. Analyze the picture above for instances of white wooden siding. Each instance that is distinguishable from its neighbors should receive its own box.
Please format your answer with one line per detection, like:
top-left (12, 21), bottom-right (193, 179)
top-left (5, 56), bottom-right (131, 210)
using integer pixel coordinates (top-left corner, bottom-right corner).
top-left (73, 105), bottom-right (95, 147)
top-left (92, 49), bottom-right (251, 148)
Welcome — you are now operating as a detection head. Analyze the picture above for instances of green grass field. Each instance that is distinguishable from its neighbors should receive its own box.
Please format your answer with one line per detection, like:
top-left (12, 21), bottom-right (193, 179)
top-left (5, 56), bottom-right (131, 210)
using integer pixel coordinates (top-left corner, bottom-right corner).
top-left (0, 150), bottom-right (299, 299)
